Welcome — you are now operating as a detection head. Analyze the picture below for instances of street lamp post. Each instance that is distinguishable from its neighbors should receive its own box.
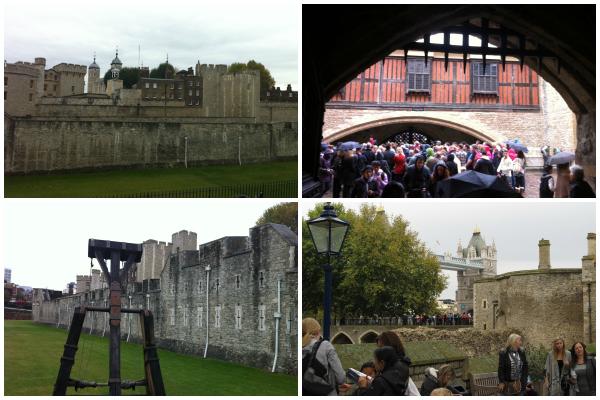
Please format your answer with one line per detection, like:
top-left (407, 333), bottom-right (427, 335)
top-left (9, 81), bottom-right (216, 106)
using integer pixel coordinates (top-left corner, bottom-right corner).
top-left (307, 202), bottom-right (350, 340)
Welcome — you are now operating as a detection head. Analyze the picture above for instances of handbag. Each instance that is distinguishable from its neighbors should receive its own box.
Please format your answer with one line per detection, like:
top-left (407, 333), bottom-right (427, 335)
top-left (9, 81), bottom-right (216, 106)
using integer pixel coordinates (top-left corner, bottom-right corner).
top-left (302, 339), bottom-right (335, 396)
top-left (560, 374), bottom-right (570, 393)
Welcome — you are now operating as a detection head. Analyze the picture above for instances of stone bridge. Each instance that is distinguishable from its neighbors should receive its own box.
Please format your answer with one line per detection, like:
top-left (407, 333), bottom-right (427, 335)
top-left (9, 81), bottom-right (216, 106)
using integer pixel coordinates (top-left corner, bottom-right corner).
top-left (330, 324), bottom-right (471, 345)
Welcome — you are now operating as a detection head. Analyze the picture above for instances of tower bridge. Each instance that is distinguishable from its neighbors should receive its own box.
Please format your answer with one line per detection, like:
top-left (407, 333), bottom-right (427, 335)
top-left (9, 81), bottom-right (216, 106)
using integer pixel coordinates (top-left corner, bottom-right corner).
top-left (436, 254), bottom-right (484, 272)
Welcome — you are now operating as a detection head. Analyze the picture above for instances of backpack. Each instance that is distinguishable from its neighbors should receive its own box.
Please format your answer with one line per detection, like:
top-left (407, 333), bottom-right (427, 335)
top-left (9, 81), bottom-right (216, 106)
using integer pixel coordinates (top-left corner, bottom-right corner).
top-left (302, 339), bottom-right (335, 395)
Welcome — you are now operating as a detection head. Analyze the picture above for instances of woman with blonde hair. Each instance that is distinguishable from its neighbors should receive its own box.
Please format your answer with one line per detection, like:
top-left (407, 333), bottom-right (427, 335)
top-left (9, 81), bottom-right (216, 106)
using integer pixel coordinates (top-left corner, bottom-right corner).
top-left (544, 337), bottom-right (573, 395)
top-left (498, 333), bottom-right (528, 395)
top-left (302, 318), bottom-right (345, 396)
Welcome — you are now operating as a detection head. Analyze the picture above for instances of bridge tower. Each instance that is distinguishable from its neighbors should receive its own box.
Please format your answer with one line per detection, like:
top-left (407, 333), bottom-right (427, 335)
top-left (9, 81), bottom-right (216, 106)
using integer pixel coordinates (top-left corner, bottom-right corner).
top-left (455, 227), bottom-right (496, 313)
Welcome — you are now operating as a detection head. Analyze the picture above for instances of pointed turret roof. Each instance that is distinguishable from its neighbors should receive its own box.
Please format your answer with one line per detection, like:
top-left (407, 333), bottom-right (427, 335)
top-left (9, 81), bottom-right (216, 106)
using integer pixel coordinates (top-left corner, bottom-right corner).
top-left (111, 49), bottom-right (122, 66)
top-left (89, 53), bottom-right (99, 70)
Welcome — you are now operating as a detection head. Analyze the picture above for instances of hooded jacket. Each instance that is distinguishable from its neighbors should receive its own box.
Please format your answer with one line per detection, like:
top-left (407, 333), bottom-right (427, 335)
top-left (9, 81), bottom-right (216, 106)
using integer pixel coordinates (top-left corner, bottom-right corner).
top-left (358, 356), bottom-right (411, 396)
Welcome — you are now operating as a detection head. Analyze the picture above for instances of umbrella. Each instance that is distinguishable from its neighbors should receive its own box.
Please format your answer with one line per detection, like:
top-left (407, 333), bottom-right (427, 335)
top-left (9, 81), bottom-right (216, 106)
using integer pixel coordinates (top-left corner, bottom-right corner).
top-left (338, 141), bottom-right (361, 151)
top-left (505, 141), bottom-right (528, 153)
top-left (547, 151), bottom-right (575, 165)
top-left (437, 170), bottom-right (522, 198)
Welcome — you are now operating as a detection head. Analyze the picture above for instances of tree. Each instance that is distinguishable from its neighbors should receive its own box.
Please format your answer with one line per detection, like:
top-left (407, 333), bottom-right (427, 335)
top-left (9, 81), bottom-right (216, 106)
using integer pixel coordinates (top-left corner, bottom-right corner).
top-left (302, 203), bottom-right (446, 320)
top-left (103, 67), bottom-right (140, 89)
top-left (256, 202), bottom-right (297, 234)
top-left (227, 60), bottom-right (276, 97)
top-left (149, 63), bottom-right (176, 79)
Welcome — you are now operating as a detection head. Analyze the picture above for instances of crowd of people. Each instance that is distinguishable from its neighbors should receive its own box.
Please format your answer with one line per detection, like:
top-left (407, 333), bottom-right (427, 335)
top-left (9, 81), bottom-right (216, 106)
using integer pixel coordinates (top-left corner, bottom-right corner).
top-left (336, 312), bottom-right (473, 327)
top-left (318, 138), bottom-right (595, 198)
top-left (302, 318), bottom-right (596, 396)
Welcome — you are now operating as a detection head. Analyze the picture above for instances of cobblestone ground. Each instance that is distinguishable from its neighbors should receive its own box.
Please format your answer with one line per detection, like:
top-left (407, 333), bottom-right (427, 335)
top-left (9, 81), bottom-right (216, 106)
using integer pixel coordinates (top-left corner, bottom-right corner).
top-left (323, 169), bottom-right (544, 198)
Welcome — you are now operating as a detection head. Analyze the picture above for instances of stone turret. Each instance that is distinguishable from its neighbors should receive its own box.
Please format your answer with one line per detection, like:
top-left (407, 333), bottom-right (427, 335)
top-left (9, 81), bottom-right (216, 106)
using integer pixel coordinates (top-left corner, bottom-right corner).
top-left (582, 233), bottom-right (595, 344)
top-left (538, 239), bottom-right (551, 269)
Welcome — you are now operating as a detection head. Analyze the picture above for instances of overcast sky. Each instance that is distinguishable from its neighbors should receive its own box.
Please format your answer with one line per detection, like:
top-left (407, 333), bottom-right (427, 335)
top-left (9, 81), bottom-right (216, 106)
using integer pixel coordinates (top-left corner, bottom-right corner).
top-left (3, 199), bottom-right (291, 290)
top-left (4, 0), bottom-right (298, 88)
top-left (303, 201), bottom-right (595, 299)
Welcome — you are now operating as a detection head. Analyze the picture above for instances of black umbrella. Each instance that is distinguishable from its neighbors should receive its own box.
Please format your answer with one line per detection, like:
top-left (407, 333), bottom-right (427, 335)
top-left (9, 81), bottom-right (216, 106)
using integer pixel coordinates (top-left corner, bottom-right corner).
top-left (547, 151), bottom-right (575, 165)
top-left (505, 141), bottom-right (529, 153)
top-left (437, 170), bottom-right (522, 198)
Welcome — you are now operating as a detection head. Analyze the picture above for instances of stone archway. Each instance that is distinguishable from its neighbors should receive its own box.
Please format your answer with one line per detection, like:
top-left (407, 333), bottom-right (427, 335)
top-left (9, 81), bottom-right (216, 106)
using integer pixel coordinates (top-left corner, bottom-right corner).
top-left (331, 331), bottom-right (355, 345)
top-left (324, 114), bottom-right (497, 144)
top-left (303, 5), bottom-right (595, 196)
top-left (359, 330), bottom-right (380, 344)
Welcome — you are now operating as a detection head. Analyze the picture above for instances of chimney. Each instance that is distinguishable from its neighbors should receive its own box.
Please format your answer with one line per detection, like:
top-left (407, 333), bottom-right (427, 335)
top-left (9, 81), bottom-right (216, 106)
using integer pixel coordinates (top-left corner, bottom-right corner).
top-left (538, 239), bottom-right (551, 269)
top-left (587, 233), bottom-right (596, 257)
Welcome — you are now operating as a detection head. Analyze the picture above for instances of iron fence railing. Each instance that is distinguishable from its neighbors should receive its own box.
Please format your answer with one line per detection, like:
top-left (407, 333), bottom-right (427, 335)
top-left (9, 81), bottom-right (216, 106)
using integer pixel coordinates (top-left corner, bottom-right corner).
top-left (110, 180), bottom-right (297, 198)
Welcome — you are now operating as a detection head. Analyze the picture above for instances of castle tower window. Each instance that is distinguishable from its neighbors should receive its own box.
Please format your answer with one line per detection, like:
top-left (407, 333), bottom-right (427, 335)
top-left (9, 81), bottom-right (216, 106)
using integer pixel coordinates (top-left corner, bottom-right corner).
top-left (471, 62), bottom-right (498, 95)
top-left (258, 304), bottom-right (266, 331)
top-left (153, 83), bottom-right (157, 89)
top-left (170, 83), bottom-right (174, 89)
top-left (4, 77), bottom-right (7, 86)
top-left (169, 308), bottom-right (175, 326)
top-left (188, 90), bottom-right (192, 96)
top-left (406, 58), bottom-right (431, 93)
top-left (188, 81), bottom-right (193, 87)
top-left (482, 299), bottom-right (487, 309)
top-left (54, 84), bottom-right (57, 91)
top-left (286, 308), bottom-right (294, 334)
top-left (145, 83), bottom-right (149, 89)
top-left (197, 306), bottom-right (203, 327)
top-left (196, 90), bottom-right (199, 96)
top-left (259, 271), bottom-right (265, 288)
top-left (183, 307), bottom-right (188, 327)
top-left (235, 275), bottom-right (240, 289)
top-left (29, 93), bottom-right (33, 102)
top-left (214, 305), bottom-right (221, 328)
top-left (196, 81), bottom-right (200, 86)
top-left (235, 304), bottom-right (242, 329)
top-left (215, 278), bottom-right (220, 293)
top-left (195, 99), bottom-right (199, 105)
top-left (71, 86), bottom-right (75, 94)
top-left (29, 80), bottom-right (33, 88)
top-left (44, 84), bottom-right (47, 91)
top-left (178, 84), bottom-right (183, 89)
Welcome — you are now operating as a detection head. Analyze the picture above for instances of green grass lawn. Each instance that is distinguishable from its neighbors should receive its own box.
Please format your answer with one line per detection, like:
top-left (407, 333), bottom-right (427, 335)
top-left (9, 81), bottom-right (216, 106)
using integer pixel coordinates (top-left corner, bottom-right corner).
top-left (335, 341), bottom-right (466, 371)
top-left (4, 320), bottom-right (297, 396)
top-left (4, 160), bottom-right (297, 198)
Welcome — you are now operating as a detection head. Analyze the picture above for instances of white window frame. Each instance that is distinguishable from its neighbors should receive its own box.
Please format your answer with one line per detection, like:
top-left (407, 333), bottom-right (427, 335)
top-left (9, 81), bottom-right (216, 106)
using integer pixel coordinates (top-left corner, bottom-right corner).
top-left (235, 304), bottom-right (242, 330)
top-left (169, 308), bottom-right (175, 326)
top-left (215, 305), bottom-right (221, 328)
top-left (258, 304), bottom-right (266, 331)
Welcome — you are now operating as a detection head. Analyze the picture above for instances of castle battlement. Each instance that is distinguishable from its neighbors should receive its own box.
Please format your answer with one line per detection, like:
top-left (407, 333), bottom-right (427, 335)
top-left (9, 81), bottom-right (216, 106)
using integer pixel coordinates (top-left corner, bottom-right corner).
top-left (53, 63), bottom-right (87, 74)
top-left (171, 230), bottom-right (198, 253)
top-left (199, 63), bottom-right (228, 74)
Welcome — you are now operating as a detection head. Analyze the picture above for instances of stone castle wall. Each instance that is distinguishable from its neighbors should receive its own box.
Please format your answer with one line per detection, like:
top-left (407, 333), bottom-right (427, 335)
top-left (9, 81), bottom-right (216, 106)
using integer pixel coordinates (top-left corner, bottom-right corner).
top-left (4, 116), bottom-right (297, 174)
top-left (473, 269), bottom-right (584, 346)
top-left (32, 224), bottom-right (298, 374)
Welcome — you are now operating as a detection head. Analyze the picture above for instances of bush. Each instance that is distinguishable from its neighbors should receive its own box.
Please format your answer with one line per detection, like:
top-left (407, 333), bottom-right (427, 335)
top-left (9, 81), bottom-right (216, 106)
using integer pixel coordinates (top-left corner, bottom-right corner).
top-left (526, 344), bottom-right (548, 382)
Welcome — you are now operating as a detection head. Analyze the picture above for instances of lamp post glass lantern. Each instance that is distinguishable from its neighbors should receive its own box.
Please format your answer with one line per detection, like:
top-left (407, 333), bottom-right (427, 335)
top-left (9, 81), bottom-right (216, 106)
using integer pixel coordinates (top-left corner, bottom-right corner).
top-left (307, 203), bottom-right (350, 340)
